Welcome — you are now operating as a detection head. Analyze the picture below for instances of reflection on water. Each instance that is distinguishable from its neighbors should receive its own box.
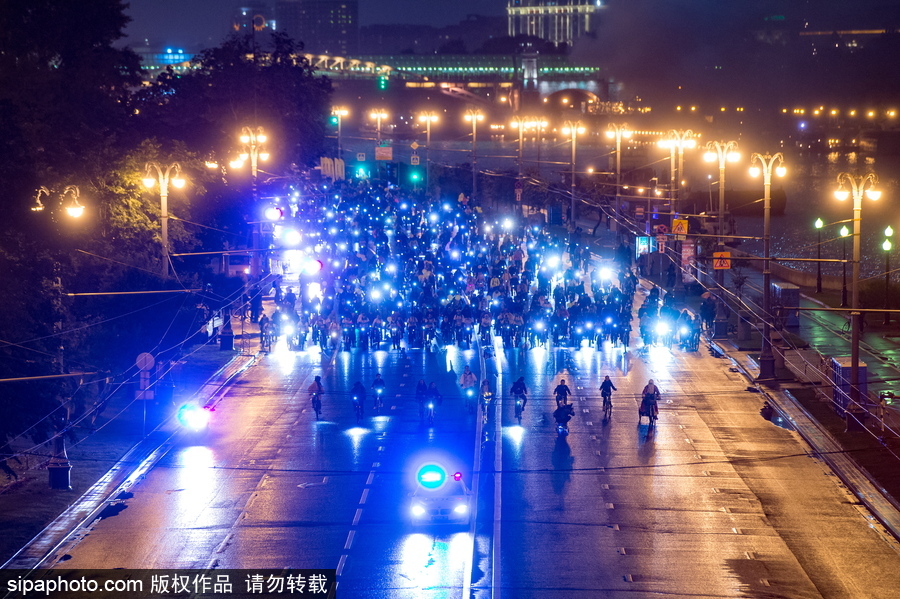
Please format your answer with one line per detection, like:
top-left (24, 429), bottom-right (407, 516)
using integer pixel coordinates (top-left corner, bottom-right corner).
top-left (398, 532), bottom-right (470, 595)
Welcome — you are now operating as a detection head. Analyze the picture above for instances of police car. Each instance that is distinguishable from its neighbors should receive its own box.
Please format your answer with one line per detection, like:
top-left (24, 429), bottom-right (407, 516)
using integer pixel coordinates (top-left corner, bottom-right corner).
top-left (409, 464), bottom-right (471, 524)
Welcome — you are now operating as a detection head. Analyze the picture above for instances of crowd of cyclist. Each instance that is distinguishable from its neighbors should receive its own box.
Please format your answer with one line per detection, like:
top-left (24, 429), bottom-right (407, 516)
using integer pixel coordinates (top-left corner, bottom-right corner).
top-left (237, 178), bottom-right (697, 426)
top-left (247, 182), bottom-right (704, 357)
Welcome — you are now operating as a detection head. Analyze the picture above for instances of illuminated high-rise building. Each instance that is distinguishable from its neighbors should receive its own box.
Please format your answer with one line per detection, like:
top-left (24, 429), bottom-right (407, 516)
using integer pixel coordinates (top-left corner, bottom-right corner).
top-left (276, 0), bottom-right (358, 55)
top-left (507, 0), bottom-right (601, 47)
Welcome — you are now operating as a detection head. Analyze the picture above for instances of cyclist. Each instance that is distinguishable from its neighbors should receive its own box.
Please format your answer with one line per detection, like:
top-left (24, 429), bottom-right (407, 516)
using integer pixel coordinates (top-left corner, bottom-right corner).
top-left (554, 378), bottom-right (572, 407)
top-left (351, 381), bottom-right (367, 420)
top-left (415, 379), bottom-right (428, 416)
top-left (510, 376), bottom-right (528, 409)
top-left (306, 375), bottom-right (325, 400)
top-left (599, 375), bottom-right (616, 418)
top-left (640, 379), bottom-right (660, 424)
top-left (371, 373), bottom-right (387, 410)
top-left (599, 375), bottom-right (617, 400)
top-left (459, 365), bottom-right (477, 390)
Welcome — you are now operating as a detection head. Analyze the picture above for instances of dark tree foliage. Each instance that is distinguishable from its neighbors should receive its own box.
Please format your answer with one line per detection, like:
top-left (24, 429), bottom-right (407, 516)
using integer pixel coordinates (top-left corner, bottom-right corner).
top-left (0, 0), bottom-right (142, 230)
top-left (133, 32), bottom-right (332, 170)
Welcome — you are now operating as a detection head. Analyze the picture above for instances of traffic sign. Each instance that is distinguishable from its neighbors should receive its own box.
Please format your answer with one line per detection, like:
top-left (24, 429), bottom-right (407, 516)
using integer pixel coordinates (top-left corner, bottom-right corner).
top-left (410, 141), bottom-right (420, 150)
top-left (515, 188), bottom-right (523, 202)
top-left (635, 206), bottom-right (645, 217)
top-left (672, 219), bottom-right (688, 235)
top-left (410, 154), bottom-right (420, 165)
top-left (514, 179), bottom-right (523, 190)
top-left (656, 235), bottom-right (666, 253)
top-left (655, 224), bottom-right (669, 235)
top-left (357, 152), bottom-right (366, 161)
top-left (375, 146), bottom-right (393, 161)
top-left (713, 251), bottom-right (732, 270)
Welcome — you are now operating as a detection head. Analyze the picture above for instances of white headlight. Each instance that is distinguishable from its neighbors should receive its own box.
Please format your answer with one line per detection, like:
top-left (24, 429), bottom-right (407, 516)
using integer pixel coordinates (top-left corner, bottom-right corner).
top-left (453, 504), bottom-right (468, 514)
top-left (411, 504), bottom-right (426, 516)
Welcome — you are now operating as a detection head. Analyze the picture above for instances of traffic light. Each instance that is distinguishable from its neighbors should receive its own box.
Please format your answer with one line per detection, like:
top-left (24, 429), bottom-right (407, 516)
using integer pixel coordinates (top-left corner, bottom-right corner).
top-left (416, 464), bottom-right (447, 490)
top-left (378, 75), bottom-right (389, 91)
top-left (409, 169), bottom-right (422, 184)
top-left (329, 115), bottom-right (339, 126)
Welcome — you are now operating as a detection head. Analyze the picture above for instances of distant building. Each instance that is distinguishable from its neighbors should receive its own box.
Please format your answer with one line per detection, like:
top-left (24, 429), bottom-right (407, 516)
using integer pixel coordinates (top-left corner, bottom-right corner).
top-left (507, 0), bottom-right (601, 48)
top-left (232, 4), bottom-right (275, 34)
top-left (276, 0), bottom-right (358, 55)
top-left (134, 46), bottom-right (195, 80)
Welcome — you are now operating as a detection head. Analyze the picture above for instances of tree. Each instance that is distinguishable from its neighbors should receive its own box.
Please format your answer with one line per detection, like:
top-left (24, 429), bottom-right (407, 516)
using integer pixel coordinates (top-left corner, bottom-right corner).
top-left (0, 0), bottom-right (142, 232)
top-left (134, 32), bottom-right (332, 171)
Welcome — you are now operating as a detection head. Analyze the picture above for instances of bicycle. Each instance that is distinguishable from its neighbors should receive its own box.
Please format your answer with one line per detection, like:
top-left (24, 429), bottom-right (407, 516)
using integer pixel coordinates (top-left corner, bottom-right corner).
top-left (353, 397), bottom-right (364, 424)
top-left (373, 388), bottom-right (384, 414)
top-left (601, 392), bottom-right (612, 421)
top-left (425, 401), bottom-right (435, 426)
top-left (310, 393), bottom-right (322, 420)
top-left (514, 396), bottom-right (524, 424)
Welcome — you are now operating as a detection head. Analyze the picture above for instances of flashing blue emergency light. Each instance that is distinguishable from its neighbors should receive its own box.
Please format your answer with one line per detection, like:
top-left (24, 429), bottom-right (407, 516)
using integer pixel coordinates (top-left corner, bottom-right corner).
top-left (416, 464), bottom-right (447, 490)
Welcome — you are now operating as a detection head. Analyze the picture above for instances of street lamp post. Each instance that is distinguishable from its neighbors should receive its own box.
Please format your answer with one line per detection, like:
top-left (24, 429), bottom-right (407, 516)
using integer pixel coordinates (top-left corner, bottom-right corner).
top-left (835, 171), bottom-right (881, 429)
top-left (704, 140), bottom-right (740, 338)
top-left (749, 152), bottom-right (786, 381)
top-left (840, 225), bottom-right (849, 308)
top-left (464, 109), bottom-right (484, 201)
top-left (884, 226), bottom-right (893, 325)
top-left (369, 109), bottom-right (388, 143)
top-left (562, 120), bottom-right (585, 226)
top-left (606, 123), bottom-right (632, 235)
top-left (332, 107), bottom-right (348, 160)
top-left (143, 162), bottom-right (185, 279)
top-left (418, 112), bottom-right (439, 194)
top-left (231, 127), bottom-right (269, 277)
top-left (815, 218), bottom-right (824, 293)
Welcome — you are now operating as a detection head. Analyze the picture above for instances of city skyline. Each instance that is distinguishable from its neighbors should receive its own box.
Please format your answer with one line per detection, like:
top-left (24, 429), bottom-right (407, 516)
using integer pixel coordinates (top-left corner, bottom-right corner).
top-left (124, 0), bottom-right (507, 48)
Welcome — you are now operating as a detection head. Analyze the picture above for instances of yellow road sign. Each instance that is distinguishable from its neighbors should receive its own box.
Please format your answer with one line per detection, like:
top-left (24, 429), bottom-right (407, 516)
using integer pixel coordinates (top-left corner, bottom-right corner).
top-left (713, 251), bottom-right (731, 270)
top-left (673, 219), bottom-right (688, 235)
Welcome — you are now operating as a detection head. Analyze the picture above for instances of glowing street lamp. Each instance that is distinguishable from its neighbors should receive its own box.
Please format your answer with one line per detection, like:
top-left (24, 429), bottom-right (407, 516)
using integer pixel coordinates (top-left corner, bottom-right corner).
top-left (418, 111), bottom-right (439, 192)
top-left (658, 129), bottom-right (695, 202)
top-left (749, 152), bottom-right (786, 381)
top-left (814, 218), bottom-right (824, 293)
top-left (143, 162), bottom-right (186, 278)
top-left (884, 225), bottom-right (893, 326)
top-left (464, 109), bottom-right (484, 200)
top-left (704, 140), bottom-right (740, 338)
top-left (606, 123), bottom-right (632, 233)
top-left (835, 171), bottom-right (881, 427)
top-left (840, 224), bottom-right (850, 308)
top-left (370, 109), bottom-right (388, 143)
top-left (562, 121), bottom-right (586, 225)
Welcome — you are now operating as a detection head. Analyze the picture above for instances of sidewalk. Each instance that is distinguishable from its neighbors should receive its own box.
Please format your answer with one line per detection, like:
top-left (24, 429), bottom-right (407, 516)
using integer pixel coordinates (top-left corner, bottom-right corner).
top-left (575, 217), bottom-right (900, 539)
top-left (0, 305), bottom-right (266, 568)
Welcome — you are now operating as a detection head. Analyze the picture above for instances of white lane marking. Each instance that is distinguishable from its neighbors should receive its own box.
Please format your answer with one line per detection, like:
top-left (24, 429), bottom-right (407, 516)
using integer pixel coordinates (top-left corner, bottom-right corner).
top-left (344, 530), bottom-right (356, 549)
top-left (352, 508), bottom-right (363, 526)
top-left (366, 472), bottom-right (375, 485)
top-left (336, 554), bottom-right (347, 576)
top-left (360, 489), bottom-right (369, 504)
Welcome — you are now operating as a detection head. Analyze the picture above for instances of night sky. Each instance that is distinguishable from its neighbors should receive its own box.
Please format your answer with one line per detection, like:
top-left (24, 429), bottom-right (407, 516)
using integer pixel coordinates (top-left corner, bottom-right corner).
top-left (124, 0), bottom-right (506, 48)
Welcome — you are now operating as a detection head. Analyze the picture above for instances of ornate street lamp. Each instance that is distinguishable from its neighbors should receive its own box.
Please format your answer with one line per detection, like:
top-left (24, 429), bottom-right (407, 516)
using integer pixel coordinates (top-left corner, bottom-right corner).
top-left (884, 226), bottom-right (893, 326)
top-left (369, 109), bottom-right (388, 144)
top-left (143, 163), bottom-right (185, 279)
top-left (835, 171), bottom-right (881, 428)
top-left (749, 152), bottom-right (786, 381)
top-left (562, 120), bottom-right (585, 225)
top-left (464, 109), bottom-right (484, 200)
top-left (607, 123), bottom-right (633, 235)
top-left (231, 127), bottom-right (269, 277)
top-left (418, 111), bottom-right (439, 193)
top-left (814, 218), bottom-right (824, 293)
top-left (704, 140), bottom-right (740, 338)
